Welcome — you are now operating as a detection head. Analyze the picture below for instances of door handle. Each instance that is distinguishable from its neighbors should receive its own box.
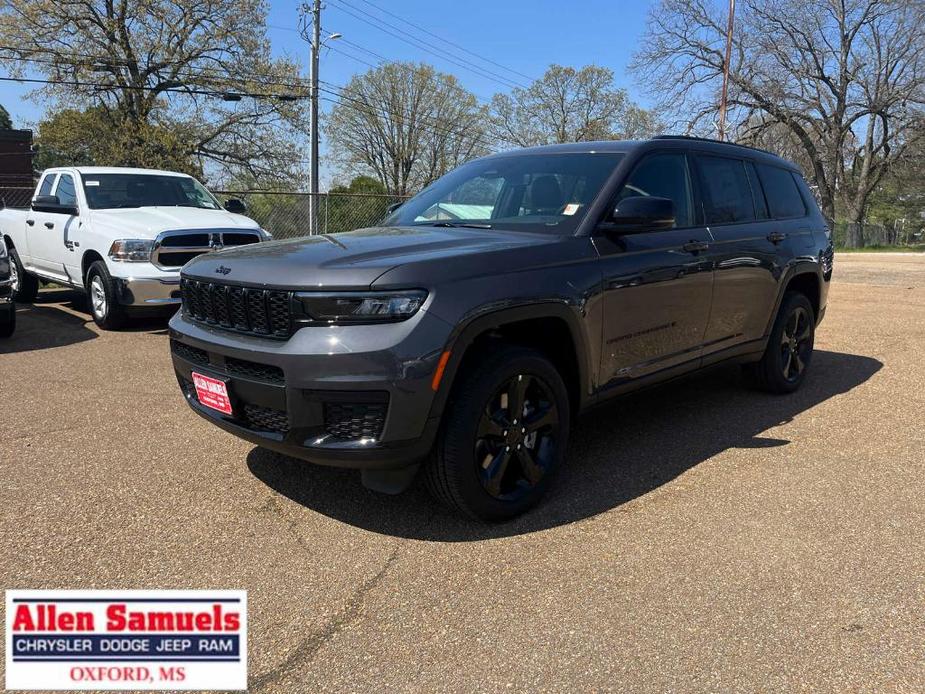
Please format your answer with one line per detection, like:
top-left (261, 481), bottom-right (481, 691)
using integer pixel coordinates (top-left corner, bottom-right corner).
top-left (767, 231), bottom-right (787, 243)
top-left (44, 222), bottom-right (54, 229)
top-left (26, 219), bottom-right (35, 226)
top-left (682, 240), bottom-right (709, 253)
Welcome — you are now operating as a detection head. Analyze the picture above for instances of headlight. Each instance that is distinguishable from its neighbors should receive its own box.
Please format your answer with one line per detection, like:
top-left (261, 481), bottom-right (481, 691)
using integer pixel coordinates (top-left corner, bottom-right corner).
top-left (295, 290), bottom-right (427, 323)
top-left (109, 239), bottom-right (154, 262)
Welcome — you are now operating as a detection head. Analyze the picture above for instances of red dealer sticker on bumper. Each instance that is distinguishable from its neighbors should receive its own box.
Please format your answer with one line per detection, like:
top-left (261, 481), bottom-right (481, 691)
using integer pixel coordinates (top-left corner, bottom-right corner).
top-left (192, 372), bottom-right (233, 415)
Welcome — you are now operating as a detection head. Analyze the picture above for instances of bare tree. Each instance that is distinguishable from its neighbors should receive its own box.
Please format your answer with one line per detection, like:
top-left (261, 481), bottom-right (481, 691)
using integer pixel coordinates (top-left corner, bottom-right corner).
top-left (326, 62), bottom-right (489, 196)
top-left (0, 0), bottom-right (308, 184)
top-left (632, 0), bottom-right (925, 224)
top-left (488, 65), bottom-right (660, 148)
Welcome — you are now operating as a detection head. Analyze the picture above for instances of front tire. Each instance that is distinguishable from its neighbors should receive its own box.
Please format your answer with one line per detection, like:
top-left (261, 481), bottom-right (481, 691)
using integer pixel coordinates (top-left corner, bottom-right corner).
top-left (748, 291), bottom-right (815, 393)
top-left (9, 247), bottom-right (38, 303)
top-left (426, 345), bottom-right (571, 521)
top-left (86, 261), bottom-right (128, 330)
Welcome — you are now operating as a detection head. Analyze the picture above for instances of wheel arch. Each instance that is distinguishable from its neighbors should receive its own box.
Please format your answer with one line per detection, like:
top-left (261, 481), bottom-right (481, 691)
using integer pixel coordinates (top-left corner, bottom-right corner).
top-left (81, 249), bottom-right (106, 286)
top-left (764, 263), bottom-right (822, 337)
top-left (430, 302), bottom-right (591, 421)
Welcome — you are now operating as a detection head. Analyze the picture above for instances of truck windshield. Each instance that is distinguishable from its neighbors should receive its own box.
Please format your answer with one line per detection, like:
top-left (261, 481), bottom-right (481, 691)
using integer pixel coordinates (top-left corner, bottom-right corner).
top-left (382, 152), bottom-right (624, 234)
top-left (79, 173), bottom-right (222, 210)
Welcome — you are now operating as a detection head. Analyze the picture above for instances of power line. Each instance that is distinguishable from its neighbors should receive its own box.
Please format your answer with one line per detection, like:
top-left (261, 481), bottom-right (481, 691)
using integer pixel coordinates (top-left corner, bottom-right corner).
top-left (326, 0), bottom-right (528, 90)
top-left (351, 0), bottom-right (537, 83)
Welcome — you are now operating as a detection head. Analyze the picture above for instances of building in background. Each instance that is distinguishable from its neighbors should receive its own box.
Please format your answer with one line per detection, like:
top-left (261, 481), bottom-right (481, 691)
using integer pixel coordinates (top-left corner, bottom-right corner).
top-left (0, 129), bottom-right (35, 207)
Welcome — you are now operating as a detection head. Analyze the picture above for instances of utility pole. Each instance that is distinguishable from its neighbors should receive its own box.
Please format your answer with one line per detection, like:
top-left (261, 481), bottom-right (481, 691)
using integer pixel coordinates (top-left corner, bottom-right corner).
top-left (308, 0), bottom-right (321, 235)
top-left (299, 1), bottom-right (340, 234)
top-left (717, 0), bottom-right (736, 142)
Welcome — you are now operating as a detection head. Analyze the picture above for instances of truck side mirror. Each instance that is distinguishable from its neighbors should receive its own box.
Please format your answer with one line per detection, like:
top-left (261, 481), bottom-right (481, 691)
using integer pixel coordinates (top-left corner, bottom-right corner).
top-left (605, 196), bottom-right (676, 234)
top-left (223, 198), bottom-right (247, 214)
top-left (32, 194), bottom-right (78, 216)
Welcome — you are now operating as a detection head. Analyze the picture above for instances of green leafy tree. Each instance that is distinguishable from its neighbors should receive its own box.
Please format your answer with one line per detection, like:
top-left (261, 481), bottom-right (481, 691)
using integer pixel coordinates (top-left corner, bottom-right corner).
top-left (34, 107), bottom-right (202, 176)
top-left (488, 65), bottom-right (660, 148)
top-left (0, 0), bottom-right (308, 185)
top-left (0, 104), bottom-right (12, 129)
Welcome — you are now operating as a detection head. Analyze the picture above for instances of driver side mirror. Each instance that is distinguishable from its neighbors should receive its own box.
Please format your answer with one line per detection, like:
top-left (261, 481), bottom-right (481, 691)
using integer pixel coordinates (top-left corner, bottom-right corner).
top-left (605, 196), bottom-right (676, 234)
top-left (32, 194), bottom-right (78, 216)
top-left (223, 198), bottom-right (247, 214)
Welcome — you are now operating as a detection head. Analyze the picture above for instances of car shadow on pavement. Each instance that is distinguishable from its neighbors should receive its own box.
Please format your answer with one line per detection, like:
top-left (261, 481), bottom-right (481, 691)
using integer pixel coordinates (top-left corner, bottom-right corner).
top-left (0, 288), bottom-right (170, 353)
top-left (247, 350), bottom-right (882, 541)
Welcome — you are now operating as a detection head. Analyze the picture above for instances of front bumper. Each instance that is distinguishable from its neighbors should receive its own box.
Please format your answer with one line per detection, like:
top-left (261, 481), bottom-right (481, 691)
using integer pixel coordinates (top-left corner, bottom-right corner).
top-left (168, 308), bottom-right (449, 470)
top-left (115, 276), bottom-right (182, 307)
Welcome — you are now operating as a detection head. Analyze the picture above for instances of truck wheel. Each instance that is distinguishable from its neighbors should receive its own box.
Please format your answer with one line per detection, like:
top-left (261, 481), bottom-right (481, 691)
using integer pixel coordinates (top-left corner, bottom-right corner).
top-left (86, 261), bottom-right (128, 330)
top-left (9, 247), bottom-right (38, 303)
top-left (426, 345), bottom-right (571, 521)
top-left (0, 304), bottom-right (14, 338)
top-left (747, 291), bottom-right (815, 394)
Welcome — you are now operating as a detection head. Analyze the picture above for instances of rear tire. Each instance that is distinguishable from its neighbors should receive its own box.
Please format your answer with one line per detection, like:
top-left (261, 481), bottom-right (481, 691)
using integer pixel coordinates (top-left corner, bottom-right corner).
top-left (9, 247), bottom-right (38, 303)
top-left (425, 345), bottom-right (571, 521)
top-left (86, 260), bottom-right (128, 330)
top-left (747, 291), bottom-right (815, 394)
top-left (0, 304), bottom-right (14, 338)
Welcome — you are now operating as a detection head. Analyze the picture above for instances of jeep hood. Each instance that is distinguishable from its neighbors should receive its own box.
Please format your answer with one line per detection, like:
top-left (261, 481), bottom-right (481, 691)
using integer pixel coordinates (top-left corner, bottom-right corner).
top-left (89, 206), bottom-right (260, 239)
top-left (181, 225), bottom-right (560, 289)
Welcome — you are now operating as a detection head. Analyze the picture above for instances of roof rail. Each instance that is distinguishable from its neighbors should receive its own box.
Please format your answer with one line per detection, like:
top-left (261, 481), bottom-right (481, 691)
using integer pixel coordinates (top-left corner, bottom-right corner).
top-left (652, 134), bottom-right (779, 158)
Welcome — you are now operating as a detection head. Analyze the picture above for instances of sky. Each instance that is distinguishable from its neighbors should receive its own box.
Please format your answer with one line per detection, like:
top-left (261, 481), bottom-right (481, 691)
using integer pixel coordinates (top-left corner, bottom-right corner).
top-left (0, 0), bottom-right (654, 184)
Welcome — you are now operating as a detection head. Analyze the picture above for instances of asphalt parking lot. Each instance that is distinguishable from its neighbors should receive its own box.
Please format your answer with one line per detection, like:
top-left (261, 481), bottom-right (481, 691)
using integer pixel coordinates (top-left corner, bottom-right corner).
top-left (1, 253), bottom-right (923, 692)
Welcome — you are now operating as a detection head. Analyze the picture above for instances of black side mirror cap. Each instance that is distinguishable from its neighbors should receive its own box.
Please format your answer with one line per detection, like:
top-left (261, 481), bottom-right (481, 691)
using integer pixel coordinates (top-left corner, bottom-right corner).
top-left (223, 198), bottom-right (247, 214)
top-left (32, 194), bottom-right (78, 216)
top-left (604, 196), bottom-right (676, 234)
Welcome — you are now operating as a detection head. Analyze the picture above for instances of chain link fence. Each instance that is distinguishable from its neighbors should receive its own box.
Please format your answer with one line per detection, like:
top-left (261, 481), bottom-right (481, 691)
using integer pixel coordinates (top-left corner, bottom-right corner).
top-left (214, 190), bottom-right (409, 240)
top-left (5, 183), bottom-right (924, 249)
top-left (0, 187), bottom-right (33, 209)
top-left (830, 221), bottom-right (924, 249)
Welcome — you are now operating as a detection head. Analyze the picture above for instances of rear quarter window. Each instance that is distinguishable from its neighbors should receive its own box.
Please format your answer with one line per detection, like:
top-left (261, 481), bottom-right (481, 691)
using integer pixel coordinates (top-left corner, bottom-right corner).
top-left (696, 155), bottom-right (755, 224)
top-left (756, 164), bottom-right (807, 219)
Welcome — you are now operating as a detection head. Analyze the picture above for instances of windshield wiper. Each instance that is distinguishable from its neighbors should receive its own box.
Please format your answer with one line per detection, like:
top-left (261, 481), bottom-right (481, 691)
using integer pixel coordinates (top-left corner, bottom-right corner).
top-left (419, 221), bottom-right (493, 229)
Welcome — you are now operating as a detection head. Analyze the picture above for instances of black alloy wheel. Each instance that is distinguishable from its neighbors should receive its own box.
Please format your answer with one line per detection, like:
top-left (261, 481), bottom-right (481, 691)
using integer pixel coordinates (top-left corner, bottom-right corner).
top-left (475, 373), bottom-right (560, 501)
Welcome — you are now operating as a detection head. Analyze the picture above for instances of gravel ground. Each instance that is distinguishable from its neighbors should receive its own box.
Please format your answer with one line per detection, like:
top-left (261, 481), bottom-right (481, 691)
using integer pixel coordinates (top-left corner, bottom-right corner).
top-left (1, 253), bottom-right (922, 693)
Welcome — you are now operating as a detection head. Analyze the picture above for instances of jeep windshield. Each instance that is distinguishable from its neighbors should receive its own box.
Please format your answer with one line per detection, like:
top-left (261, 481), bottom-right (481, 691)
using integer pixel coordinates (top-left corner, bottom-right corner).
top-left (382, 152), bottom-right (624, 234)
top-left (80, 173), bottom-right (222, 210)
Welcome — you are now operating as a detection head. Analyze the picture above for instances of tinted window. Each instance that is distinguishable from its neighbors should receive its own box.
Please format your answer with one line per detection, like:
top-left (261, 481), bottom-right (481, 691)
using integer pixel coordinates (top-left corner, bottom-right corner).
top-left (38, 174), bottom-right (56, 197)
top-left (756, 164), bottom-right (806, 219)
top-left (745, 162), bottom-right (769, 220)
top-left (55, 174), bottom-right (77, 207)
top-left (697, 156), bottom-right (755, 224)
top-left (615, 153), bottom-right (693, 228)
top-left (383, 153), bottom-right (624, 235)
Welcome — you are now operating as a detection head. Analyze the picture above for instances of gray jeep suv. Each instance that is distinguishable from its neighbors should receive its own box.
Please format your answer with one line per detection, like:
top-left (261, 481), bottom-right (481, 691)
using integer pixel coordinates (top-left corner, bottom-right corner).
top-left (169, 136), bottom-right (833, 520)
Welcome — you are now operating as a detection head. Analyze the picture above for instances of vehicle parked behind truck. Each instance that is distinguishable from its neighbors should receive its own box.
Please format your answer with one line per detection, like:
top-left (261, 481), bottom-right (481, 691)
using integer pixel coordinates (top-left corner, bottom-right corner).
top-left (0, 237), bottom-right (14, 337)
top-left (0, 167), bottom-right (268, 329)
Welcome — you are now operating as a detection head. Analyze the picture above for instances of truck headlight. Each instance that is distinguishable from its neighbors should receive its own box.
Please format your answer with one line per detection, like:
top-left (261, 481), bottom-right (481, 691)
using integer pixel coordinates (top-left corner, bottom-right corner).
top-left (109, 239), bottom-right (154, 262)
top-left (295, 290), bottom-right (427, 323)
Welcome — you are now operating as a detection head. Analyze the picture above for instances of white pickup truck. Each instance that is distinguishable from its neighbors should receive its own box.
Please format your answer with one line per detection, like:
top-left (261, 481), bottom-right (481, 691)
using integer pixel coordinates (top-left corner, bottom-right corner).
top-left (0, 167), bottom-right (268, 329)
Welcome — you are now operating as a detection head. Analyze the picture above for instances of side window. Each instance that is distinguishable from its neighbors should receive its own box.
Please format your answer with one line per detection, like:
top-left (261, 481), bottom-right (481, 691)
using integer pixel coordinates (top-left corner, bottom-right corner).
top-left (745, 162), bottom-right (769, 220)
top-left (756, 164), bottom-right (807, 219)
top-left (696, 156), bottom-right (755, 224)
top-left (54, 174), bottom-right (77, 207)
top-left (37, 174), bottom-right (56, 197)
top-left (615, 152), bottom-right (693, 228)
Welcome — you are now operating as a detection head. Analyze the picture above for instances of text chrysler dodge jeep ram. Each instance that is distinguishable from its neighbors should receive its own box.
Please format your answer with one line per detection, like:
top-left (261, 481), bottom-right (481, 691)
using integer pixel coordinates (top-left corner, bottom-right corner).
top-left (0, 167), bottom-right (268, 329)
top-left (169, 137), bottom-right (833, 520)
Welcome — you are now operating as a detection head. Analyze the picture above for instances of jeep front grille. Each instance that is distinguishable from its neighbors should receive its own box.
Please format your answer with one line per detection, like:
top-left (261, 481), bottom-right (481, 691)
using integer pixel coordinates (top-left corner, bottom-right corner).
top-left (181, 278), bottom-right (293, 338)
top-left (152, 230), bottom-right (261, 269)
